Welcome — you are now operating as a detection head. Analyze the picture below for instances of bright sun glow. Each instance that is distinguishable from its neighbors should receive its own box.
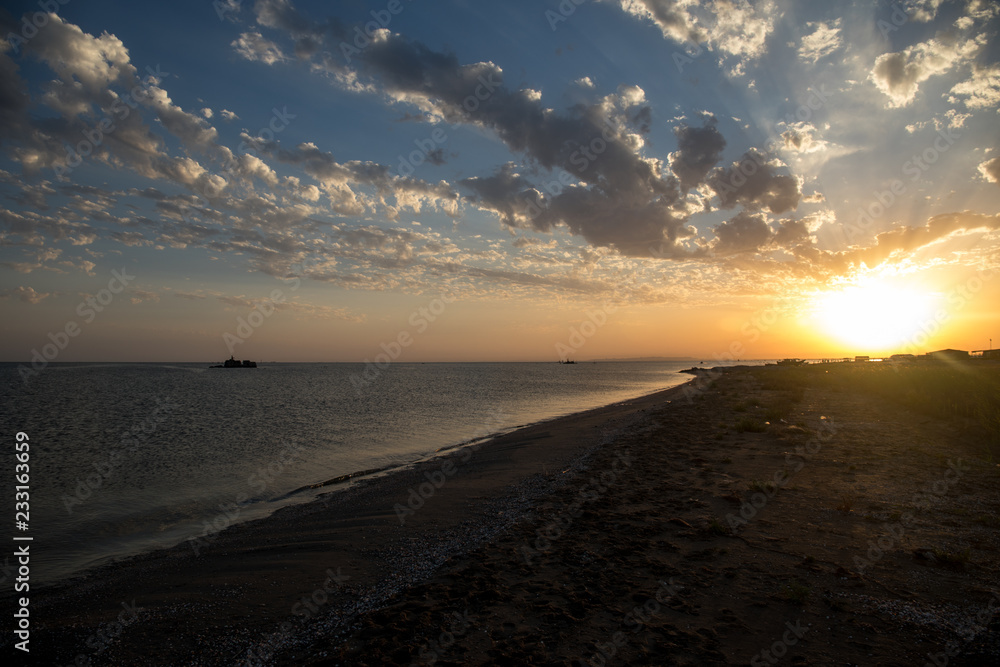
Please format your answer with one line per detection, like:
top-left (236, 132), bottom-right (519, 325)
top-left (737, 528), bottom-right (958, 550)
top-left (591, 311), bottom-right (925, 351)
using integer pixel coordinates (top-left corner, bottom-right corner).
top-left (814, 280), bottom-right (940, 351)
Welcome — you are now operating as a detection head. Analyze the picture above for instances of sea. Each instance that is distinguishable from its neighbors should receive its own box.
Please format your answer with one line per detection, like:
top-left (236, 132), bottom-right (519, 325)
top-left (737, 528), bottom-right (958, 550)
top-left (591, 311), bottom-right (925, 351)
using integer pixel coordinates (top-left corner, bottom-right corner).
top-left (1, 360), bottom-right (763, 584)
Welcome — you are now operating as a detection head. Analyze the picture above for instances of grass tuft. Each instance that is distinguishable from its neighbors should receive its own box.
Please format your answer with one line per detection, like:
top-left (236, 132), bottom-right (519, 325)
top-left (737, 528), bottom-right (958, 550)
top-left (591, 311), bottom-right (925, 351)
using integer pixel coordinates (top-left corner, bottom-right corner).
top-left (783, 580), bottom-right (811, 605)
top-left (735, 418), bottom-right (767, 433)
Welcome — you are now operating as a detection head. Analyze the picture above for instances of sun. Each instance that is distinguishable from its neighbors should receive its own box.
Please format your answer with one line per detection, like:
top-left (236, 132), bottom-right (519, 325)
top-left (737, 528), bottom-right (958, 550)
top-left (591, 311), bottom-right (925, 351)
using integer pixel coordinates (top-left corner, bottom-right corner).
top-left (813, 278), bottom-right (939, 352)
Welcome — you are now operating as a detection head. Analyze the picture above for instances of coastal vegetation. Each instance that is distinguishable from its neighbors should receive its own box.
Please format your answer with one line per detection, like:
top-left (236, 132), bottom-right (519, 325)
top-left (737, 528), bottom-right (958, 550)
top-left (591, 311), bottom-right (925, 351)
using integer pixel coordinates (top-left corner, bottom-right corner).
top-left (749, 362), bottom-right (1000, 459)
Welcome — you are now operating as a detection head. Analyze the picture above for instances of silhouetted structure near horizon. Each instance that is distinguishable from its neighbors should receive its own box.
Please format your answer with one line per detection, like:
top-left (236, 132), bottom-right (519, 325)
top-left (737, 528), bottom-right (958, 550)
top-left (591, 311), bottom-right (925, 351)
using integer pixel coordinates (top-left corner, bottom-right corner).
top-left (210, 355), bottom-right (257, 368)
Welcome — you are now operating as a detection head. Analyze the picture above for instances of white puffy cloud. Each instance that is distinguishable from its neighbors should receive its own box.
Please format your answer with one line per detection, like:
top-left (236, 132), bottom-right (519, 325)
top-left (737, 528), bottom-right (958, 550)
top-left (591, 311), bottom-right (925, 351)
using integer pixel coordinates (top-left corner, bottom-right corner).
top-left (26, 14), bottom-right (137, 94)
top-left (606, 0), bottom-right (777, 69)
top-left (797, 19), bottom-right (842, 63)
top-left (870, 31), bottom-right (985, 107)
top-left (948, 64), bottom-right (1000, 110)
top-left (979, 157), bottom-right (1000, 186)
top-left (232, 31), bottom-right (288, 65)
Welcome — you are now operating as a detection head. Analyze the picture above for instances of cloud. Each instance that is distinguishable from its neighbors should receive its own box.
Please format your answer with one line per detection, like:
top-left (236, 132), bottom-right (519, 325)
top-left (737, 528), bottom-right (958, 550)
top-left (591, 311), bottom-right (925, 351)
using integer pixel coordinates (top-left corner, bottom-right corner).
top-left (773, 218), bottom-right (810, 247)
top-left (0, 286), bottom-right (51, 303)
top-left (231, 5), bottom-right (693, 255)
top-left (780, 122), bottom-right (825, 153)
top-left (870, 30), bottom-right (985, 107)
top-left (906, 0), bottom-right (944, 22)
top-left (712, 210), bottom-right (772, 255)
top-left (200, 107), bottom-right (213, 119)
top-left (979, 157), bottom-right (1000, 186)
top-left (670, 116), bottom-right (726, 192)
top-left (25, 14), bottom-right (136, 94)
top-left (129, 289), bottom-right (159, 304)
top-left (219, 109), bottom-right (239, 121)
top-left (605, 0), bottom-right (777, 67)
top-left (708, 148), bottom-right (801, 214)
top-left (948, 64), bottom-right (1000, 110)
top-left (460, 163), bottom-right (539, 229)
top-left (797, 19), bottom-right (842, 63)
top-left (232, 31), bottom-right (288, 65)
top-left (838, 211), bottom-right (1000, 269)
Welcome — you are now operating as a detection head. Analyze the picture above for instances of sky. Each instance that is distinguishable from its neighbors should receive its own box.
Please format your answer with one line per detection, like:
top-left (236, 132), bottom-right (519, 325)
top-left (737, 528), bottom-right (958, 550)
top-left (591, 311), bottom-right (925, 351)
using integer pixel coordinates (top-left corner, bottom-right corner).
top-left (1, 0), bottom-right (999, 363)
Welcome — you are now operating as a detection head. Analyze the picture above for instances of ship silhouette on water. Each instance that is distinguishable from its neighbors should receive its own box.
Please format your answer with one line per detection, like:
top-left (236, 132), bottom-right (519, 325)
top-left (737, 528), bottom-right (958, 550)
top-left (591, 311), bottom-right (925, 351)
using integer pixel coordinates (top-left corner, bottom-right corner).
top-left (210, 355), bottom-right (257, 368)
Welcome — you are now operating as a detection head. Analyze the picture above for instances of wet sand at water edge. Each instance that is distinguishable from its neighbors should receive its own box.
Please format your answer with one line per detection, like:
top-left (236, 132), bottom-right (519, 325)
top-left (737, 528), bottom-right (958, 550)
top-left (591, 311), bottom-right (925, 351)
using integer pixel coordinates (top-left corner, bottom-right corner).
top-left (11, 364), bottom-right (1000, 665)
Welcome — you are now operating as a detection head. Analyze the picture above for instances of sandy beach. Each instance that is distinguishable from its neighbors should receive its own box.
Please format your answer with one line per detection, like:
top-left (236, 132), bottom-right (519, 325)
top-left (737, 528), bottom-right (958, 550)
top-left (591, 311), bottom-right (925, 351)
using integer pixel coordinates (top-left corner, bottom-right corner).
top-left (12, 364), bottom-right (1000, 665)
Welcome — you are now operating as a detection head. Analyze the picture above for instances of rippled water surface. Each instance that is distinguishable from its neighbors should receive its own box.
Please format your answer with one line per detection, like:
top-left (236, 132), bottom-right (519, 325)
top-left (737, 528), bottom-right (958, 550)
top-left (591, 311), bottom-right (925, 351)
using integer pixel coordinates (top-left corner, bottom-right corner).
top-left (1, 360), bottom-right (757, 583)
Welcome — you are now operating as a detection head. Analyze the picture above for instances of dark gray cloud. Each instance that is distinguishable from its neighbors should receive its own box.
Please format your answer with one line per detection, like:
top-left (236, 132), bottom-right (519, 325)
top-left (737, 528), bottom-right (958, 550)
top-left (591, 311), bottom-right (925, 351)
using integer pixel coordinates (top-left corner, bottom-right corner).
top-left (708, 148), bottom-right (801, 214)
top-left (773, 218), bottom-right (810, 247)
top-left (671, 117), bottom-right (726, 192)
top-left (460, 163), bottom-right (540, 229)
top-left (246, 0), bottom-right (690, 257)
top-left (712, 210), bottom-right (772, 255)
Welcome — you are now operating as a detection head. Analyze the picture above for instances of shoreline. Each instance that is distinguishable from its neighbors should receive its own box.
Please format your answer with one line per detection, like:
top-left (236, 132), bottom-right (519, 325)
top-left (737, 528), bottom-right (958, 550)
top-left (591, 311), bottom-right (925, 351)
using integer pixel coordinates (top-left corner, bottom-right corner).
top-left (14, 364), bottom-right (999, 665)
top-left (301, 363), bottom-right (1000, 666)
top-left (12, 380), bottom-right (696, 665)
top-left (25, 371), bottom-right (692, 588)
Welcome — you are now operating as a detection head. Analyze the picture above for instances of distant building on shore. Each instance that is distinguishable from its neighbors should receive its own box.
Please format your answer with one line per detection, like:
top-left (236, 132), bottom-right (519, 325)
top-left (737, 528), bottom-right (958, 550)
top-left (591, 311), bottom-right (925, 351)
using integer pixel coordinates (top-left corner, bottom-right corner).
top-left (855, 355), bottom-right (870, 362)
top-left (925, 349), bottom-right (970, 361)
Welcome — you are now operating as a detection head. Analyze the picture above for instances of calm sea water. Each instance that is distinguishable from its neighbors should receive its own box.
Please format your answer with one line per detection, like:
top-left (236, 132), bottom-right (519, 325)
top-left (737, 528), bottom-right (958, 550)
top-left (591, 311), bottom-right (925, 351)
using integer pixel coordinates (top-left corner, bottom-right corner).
top-left (1, 360), bottom-right (757, 584)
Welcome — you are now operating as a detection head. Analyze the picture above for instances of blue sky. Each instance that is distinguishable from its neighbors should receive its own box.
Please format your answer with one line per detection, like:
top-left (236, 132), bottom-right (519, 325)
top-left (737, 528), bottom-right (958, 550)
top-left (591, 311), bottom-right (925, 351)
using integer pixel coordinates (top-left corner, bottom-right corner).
top-left (1, 0), bottom-right (999, 362)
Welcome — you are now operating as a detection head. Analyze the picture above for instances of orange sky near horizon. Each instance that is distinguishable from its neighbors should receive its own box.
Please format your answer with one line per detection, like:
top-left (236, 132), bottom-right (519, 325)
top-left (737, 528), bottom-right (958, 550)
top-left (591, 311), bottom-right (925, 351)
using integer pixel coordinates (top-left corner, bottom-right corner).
top-left (2, 1), bottom-right (999, 365)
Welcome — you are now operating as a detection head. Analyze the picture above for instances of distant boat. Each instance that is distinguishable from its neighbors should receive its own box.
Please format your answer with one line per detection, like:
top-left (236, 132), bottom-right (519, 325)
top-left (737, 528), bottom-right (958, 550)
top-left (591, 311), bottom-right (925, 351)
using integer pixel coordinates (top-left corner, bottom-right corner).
top-left (559, 359), bottom-right (577, 364)
top-left (210, 355), bottom-right (257, 368)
